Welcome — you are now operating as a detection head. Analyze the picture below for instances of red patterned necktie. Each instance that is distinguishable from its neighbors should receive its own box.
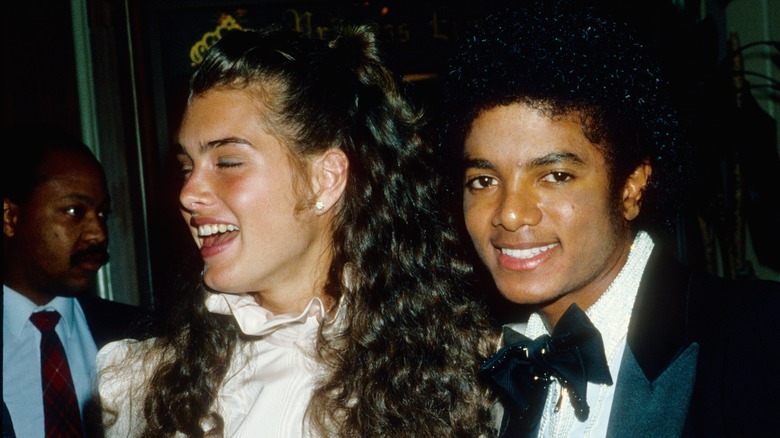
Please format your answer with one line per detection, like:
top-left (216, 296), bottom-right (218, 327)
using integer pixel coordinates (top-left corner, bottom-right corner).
top-left (29, 311), bottom-right (84, 438)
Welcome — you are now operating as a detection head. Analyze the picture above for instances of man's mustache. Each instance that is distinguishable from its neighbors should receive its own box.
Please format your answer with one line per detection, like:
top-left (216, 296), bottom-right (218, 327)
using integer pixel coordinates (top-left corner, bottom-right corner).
top-left (71, 246), bottom-right (110, 267)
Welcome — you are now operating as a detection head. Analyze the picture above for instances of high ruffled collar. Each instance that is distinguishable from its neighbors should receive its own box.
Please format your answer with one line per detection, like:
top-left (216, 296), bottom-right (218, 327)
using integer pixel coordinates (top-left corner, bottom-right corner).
top-left (205, 293), bottom-right (329, 337)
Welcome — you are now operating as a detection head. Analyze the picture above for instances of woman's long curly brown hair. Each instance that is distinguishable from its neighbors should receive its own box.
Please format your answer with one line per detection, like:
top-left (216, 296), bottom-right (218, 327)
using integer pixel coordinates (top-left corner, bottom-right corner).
top-left (113, 24), bottom-right (496, 437)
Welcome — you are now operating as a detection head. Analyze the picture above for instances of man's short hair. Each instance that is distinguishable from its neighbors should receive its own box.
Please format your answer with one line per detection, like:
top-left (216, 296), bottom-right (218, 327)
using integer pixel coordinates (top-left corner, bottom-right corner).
top-left (3, 122), bottom-right (103, 204)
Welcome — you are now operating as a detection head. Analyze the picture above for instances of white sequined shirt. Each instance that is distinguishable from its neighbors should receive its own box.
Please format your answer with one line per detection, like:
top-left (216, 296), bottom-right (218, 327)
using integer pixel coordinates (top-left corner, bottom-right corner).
top-left (505, 231), bottom-right (655, 437)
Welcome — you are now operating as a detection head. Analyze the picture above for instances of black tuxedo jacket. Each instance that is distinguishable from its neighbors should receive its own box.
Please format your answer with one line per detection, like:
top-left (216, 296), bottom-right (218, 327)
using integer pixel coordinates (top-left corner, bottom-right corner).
top-left (606, 249), bottom-right (780, 437)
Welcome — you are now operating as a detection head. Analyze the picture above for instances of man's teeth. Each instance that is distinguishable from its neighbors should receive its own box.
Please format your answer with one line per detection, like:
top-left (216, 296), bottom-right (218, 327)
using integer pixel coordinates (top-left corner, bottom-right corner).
top-left (198, 224), bottom-right (239, 237)
top-left (501, 243), bottom-right (557, 259)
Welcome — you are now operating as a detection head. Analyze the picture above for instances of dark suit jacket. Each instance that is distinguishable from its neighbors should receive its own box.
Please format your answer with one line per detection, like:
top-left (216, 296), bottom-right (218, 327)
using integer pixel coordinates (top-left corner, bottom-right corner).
top-left (606, 248), bottom-right (780, 437)
top-left (2, 295), bottom-right (145, 438)
top-left (76, 295), bottom-right (145, 349)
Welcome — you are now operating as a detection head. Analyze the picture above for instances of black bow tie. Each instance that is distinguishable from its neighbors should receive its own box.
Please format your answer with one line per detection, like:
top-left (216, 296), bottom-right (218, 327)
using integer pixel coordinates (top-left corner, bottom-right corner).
top-left (481, 304), bottom-right (613, 434)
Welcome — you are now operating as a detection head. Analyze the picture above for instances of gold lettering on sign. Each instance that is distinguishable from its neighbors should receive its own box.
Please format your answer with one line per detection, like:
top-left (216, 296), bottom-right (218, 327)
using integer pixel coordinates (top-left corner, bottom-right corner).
top-left (286, 9), bottom-right (331, 40)
top-left (190, 14), bottom-right (245, 66)
top-left (286, 9), bottom-right (313, 36)
top-left (430, 12), bottom-right (448, 41)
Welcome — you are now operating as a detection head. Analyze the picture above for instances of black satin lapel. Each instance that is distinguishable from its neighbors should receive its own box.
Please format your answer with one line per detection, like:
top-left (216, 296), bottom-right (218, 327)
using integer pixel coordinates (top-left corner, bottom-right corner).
top-left (627, 247), bottom-right (693, 382)
top-left (607, 344), bottom-right (698, 437)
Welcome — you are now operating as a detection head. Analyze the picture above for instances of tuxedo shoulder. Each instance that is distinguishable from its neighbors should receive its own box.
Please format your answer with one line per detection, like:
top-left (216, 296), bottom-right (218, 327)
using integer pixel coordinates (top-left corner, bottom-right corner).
top-left (683, 273), bottom-right (780, 434)
top-left (684, 270), bottom-right (780, 352)
top-left (688, 270), bottom-right (780, 306)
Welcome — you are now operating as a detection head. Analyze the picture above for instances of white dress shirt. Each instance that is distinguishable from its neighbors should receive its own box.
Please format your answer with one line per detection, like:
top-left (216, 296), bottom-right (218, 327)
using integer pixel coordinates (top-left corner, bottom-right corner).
top-left (505, 231), bottom-right (655, 437)
top-left (3, 284), bottom-right (99, 438)
top-left (98, 292), bottom-right (334, 437)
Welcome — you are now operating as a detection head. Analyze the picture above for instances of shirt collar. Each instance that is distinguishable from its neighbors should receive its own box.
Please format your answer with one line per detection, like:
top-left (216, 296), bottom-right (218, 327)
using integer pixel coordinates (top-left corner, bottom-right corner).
top-left (3, 284), bottom-right (77, 338)
top-left (205, 292), bottom-right (331, 337)
top-left (525, 230), bottom-right (655, 350)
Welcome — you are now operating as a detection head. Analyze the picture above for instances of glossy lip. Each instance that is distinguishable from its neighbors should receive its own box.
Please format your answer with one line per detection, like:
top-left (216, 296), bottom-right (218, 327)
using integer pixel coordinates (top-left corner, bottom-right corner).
top-left (199, 231), bottom-right (238, 259)
top-left (189, 215), bottom-right (236, 228)
top-left (493, 241), bottom-right (559, 271)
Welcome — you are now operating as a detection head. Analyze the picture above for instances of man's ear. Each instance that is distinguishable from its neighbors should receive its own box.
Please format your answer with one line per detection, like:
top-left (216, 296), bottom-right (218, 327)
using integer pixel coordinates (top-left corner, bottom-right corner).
top-left (622, 161), bottom-right (652, 221)
top-left (310, 148), bottom-right (349, 215)
top-left (4, 198), bottom-right (19, 238)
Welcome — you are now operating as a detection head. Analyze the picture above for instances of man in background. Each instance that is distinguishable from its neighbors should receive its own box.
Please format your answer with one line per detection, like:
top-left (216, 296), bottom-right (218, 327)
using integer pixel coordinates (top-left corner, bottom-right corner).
top-left (3, 123), bottom-right (141, 437)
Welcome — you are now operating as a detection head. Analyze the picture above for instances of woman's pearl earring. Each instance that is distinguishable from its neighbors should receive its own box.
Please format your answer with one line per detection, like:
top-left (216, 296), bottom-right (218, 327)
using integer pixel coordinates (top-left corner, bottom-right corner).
top-left (315, 201), bottom-right (325, 212)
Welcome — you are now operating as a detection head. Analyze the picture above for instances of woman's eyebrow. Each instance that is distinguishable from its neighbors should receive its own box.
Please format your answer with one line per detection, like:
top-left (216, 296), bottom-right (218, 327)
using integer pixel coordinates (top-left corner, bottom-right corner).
top-left (200, 137), bottom-right (251, 153)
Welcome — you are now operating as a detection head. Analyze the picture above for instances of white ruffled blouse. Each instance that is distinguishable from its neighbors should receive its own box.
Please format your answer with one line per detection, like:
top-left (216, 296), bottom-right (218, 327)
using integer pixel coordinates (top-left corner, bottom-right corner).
top-left (97, 293), bottom-right (331, 437)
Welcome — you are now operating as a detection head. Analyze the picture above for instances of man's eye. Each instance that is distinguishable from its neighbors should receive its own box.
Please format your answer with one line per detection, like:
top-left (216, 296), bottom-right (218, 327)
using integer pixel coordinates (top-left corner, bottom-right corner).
top-left (65, 206), bottom-right (85, 217)
top-left (465, 175), bottom-right (496, 190)
top-left (543, 172), bottom-right (573, 183)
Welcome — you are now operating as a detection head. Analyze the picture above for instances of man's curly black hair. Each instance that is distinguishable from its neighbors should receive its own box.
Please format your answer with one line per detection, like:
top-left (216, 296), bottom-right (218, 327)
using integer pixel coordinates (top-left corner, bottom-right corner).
top-left (442, 0), bottom-right (691, 235)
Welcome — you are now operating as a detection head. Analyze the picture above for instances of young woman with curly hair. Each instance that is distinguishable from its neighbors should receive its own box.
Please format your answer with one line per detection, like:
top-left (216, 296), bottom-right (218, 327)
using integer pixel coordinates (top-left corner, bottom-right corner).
top-left (96, 24), bottom-right (496, 437)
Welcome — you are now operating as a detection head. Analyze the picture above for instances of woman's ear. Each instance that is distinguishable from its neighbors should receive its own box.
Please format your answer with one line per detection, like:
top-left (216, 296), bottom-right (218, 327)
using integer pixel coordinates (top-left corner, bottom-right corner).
top-left (310, 148), bottom-right (349, 215)
top-left (622, 161), bottom-right (652, 221)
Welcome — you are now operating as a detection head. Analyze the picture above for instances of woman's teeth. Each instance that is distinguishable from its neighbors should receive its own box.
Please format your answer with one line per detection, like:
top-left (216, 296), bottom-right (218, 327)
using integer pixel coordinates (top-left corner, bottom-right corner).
top-left (198, 224), bottom-right (239, 237)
